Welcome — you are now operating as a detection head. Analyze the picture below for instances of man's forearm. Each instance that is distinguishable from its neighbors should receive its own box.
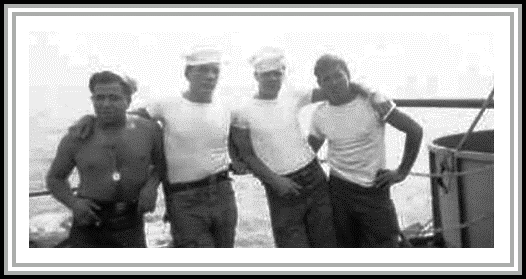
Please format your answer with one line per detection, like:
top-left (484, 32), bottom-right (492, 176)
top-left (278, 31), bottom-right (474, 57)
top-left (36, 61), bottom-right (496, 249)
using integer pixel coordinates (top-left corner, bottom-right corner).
top-left (231, 127), bottom-right (282, 186)
top-left (228, 132), bottom-right (244, 163)
top-left (242, 155), bottom-right (282, 186)
top-left (144, 162), bottom-right (163, 189)
top-left (46, 178), bottom-right (78, 209)
top-left (145, 172), bottom-right (162, 189)
top-left (397, 127), bottom-right (423, 176)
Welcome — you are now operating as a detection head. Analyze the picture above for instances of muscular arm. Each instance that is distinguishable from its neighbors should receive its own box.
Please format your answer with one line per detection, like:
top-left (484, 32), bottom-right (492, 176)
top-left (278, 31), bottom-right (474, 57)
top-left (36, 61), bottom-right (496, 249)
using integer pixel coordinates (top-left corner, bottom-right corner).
top-left (46, 133), bottom-right (102, 224)
top-left (45, 134), bottom-right (79, 209)
top-left (385, 108), bottom-right (423, 177)
top-left (228, 128), bottom-right (240, 162)
top-left (146, 121), bottom-right (166, 190)
top-left (228, 128), bottom-right (250, 175)
top-left (135, 119), bottom-right (166, 214)
top-left (230, 127), bottom-right (283, 186)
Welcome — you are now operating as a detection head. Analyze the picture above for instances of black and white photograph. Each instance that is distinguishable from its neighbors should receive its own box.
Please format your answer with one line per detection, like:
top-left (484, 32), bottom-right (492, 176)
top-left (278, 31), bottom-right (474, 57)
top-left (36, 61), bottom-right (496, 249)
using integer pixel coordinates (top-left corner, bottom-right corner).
top-left (7, 4), bottom-right (519, 275)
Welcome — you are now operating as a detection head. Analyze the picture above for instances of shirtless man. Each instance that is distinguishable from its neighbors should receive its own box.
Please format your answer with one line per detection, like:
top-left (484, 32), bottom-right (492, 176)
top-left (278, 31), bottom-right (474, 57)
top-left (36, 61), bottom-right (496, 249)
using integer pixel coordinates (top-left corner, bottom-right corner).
top-left (46, 71), bottom-right (165, 248)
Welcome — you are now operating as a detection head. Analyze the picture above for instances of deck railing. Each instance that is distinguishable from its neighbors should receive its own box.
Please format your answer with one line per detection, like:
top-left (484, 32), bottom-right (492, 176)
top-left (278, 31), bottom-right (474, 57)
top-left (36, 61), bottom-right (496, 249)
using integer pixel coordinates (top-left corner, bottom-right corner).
top-left (28, 97), bottom-right (494, 198)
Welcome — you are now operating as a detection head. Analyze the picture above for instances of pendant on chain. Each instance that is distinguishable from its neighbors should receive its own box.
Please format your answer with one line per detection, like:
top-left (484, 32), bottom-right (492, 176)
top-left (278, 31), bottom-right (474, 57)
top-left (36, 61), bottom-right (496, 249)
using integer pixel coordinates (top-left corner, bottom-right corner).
top-left (112, 171), bottom-right (121, 182)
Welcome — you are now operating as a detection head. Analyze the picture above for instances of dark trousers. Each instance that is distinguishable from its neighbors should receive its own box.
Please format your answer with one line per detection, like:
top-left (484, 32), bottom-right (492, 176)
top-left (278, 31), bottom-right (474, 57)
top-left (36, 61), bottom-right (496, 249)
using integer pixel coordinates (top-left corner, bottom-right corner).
top-left (264, 160), bottom-right (338, 248)
top-left (164, 180), bottom-right (238, 248)
top-left (328, 174), bottom-right (401, 248)
top-left (64, 200), bottom-right (146, 248)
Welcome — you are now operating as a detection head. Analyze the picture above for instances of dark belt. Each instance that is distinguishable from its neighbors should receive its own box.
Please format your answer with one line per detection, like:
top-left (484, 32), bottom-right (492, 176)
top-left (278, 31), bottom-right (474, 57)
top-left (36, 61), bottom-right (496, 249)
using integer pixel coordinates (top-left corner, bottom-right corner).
top-left (73, 199), bottom-right (141, 230)
top-left (285, 159), bottom-right (322, 179)
top-left (93, 200), bottom-right (139, 218)
top-left (164, 170), bottom-right (231, 195)
top-left (282, 159), bottom-right (326, 192)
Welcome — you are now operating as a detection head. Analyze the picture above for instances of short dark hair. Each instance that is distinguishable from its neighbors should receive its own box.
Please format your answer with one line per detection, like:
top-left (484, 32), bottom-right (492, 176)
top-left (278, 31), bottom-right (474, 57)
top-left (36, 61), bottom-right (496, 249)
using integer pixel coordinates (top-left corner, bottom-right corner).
top-left (314, 54), bottom-right (351, 80)
top-left (88, 71), bottom-right (137, 99)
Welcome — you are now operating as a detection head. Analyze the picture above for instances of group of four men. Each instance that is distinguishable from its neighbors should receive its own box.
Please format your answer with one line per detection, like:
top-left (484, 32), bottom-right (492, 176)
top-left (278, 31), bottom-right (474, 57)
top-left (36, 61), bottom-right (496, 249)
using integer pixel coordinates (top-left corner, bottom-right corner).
top-left (46, 46), bottom-right (423, 248)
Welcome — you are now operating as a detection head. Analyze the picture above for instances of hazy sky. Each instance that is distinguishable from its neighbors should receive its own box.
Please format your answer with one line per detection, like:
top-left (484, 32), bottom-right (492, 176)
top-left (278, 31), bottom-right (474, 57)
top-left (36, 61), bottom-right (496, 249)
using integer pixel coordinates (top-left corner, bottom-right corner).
top-left (26, 15), bottom-right (497, 105)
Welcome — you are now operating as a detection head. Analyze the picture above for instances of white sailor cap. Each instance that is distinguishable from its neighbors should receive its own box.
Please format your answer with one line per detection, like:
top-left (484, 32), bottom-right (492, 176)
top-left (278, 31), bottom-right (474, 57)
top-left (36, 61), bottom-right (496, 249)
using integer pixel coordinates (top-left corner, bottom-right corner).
top-left (249, 47), bottom-right (286, 73)
top-left (184, 46), bottom-right (224, 66)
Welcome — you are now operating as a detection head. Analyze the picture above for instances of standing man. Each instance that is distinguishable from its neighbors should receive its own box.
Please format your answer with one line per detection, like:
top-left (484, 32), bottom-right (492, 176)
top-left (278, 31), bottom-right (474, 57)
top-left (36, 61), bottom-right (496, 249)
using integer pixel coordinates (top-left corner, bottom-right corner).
top-left (230, 47), bottom-right (337, 248)
top-left (129, 47), bottom-right (238, 248)
top-left (46, 71), bottom-right (165, 248)
top-left (308, 54), bottom-right (424, 248)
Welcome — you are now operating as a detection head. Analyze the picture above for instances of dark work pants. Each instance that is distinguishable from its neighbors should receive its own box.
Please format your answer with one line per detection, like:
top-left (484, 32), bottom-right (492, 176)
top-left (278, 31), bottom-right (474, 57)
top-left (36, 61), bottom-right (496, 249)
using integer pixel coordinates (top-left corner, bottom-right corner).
top-left (264, 160), bottom-right (338, 248)
top-left (165, 180), bottom-right (238, 248)
top-left (328, 175), bottom-right (401, 248)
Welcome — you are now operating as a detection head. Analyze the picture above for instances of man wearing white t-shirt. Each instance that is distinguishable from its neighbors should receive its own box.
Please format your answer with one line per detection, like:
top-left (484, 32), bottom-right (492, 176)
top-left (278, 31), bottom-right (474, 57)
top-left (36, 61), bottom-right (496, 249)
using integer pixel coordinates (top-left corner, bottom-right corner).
top-left (231, 47), bottom-right (338, 248)
top-left (308, 54), bottom-right (423, 248)
top-left (142, 47), bottom-right (240, 248)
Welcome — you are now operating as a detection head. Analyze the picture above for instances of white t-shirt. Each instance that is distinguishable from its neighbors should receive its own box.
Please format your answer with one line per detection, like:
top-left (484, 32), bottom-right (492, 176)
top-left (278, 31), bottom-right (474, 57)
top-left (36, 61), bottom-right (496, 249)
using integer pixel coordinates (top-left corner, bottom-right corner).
top-left (309, 90), bottom-right (396, 187)
top-left (131, 93), bottom-right (232, 183)
top-left (232, 90), bottom-right (315, 175)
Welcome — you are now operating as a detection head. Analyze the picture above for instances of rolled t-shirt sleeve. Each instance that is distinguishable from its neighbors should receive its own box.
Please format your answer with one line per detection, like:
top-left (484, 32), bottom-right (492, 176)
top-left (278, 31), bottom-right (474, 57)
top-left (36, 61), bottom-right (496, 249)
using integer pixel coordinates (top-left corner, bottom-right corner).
top-left (370, 92), bottom-right (396, 122)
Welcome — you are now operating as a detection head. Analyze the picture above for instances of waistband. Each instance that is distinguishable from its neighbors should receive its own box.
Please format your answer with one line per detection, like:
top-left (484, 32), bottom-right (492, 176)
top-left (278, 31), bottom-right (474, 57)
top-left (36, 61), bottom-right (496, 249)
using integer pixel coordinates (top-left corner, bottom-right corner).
top-left (93, 200), bottom-right (139, 219)
top-left (284, 159), bottom-right (322, 179)
top-left (73, 198), bottom-right (141, 230)
top-left (328, 174), bottom-right (390, 196)
top-left (264, 159), bottom-right (327, 196)
top-left (164, 170), bottom-right (231, 194)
